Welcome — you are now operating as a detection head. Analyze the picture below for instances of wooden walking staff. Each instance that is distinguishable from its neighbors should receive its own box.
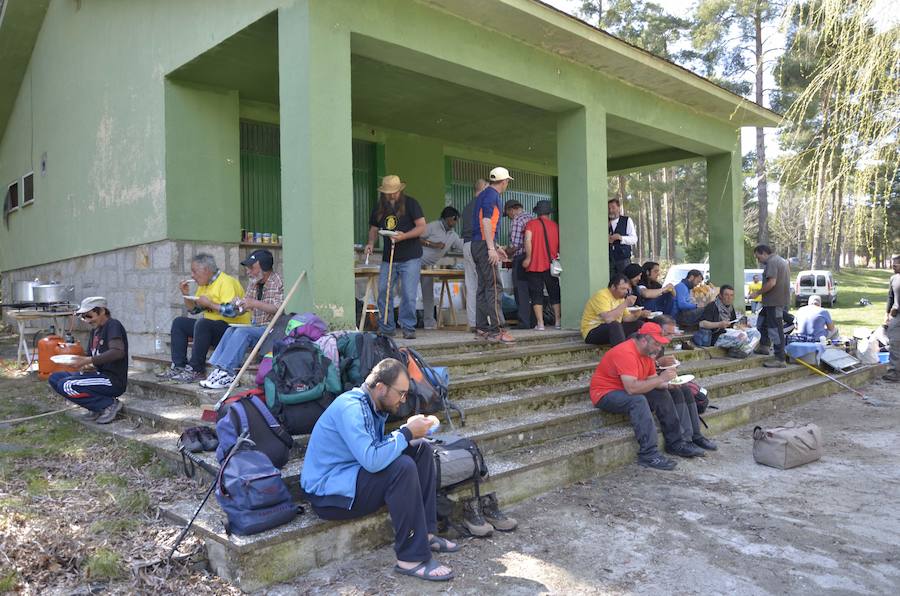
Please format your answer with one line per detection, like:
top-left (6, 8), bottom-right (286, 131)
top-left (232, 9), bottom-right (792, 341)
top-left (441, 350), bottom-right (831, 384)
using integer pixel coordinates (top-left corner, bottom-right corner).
top-left (199, 270), bottom-right (307, 421)
top-left (382, 236), bottom-right (397, 326)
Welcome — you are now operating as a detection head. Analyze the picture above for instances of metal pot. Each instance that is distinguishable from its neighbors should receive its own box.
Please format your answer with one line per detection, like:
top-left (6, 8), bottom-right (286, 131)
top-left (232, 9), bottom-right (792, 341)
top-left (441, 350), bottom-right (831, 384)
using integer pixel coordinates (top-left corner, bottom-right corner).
top-left (32, 283), bottom-right (73, 304)
top-left (12, 280), bottom-right (40, 303)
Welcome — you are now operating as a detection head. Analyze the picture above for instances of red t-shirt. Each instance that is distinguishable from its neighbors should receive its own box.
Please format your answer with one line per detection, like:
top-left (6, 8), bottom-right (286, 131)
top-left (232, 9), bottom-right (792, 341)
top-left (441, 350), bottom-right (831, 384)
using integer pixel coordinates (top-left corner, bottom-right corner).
top-left (524, 217), bottom-right (559, 272)
top-left (589, 339), bottom-right (658, 405)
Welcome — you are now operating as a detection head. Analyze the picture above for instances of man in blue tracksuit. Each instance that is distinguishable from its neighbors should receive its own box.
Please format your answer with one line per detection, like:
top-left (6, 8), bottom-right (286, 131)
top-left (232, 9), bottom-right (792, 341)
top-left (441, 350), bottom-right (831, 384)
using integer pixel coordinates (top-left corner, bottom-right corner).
top-left (301, 359), bottom-right (459, 582)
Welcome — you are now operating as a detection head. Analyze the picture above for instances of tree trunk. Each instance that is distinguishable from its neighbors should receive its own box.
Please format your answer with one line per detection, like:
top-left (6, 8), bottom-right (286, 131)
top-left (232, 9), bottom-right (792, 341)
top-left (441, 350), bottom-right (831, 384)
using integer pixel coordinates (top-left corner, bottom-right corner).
top-left (617, 175), bottom-right (627, 202)
top-left (754, 6), bottom-right (769, 245)
top-left (651, 175), bottom-right (663, 261)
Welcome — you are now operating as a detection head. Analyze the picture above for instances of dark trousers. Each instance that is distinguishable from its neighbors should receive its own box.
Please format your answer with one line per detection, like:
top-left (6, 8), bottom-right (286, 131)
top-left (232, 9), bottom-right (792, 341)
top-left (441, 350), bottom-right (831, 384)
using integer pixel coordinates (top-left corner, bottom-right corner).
top-left (526, 270), bottom-right (561, 306)
top-left (669, 385), bottom-right (704, 443)
top-left (512, 254), bottom-right (533, 328)
top-left (170, 316), bottom-right (229, 371)
top-left (48, 371), bottom-right (124, 411)
top-left (610, 258), bottom-right (631, 278)
top-left (313, 441), bottom-right (436, 563)
top-left (596, 388), bottom-right (684, 458)
top-left (757, 305), bottom-right (785, 358)
top-left (584, 320), bottom-right (642, 346)
top-left (471, 240), bottom-right (504, 334)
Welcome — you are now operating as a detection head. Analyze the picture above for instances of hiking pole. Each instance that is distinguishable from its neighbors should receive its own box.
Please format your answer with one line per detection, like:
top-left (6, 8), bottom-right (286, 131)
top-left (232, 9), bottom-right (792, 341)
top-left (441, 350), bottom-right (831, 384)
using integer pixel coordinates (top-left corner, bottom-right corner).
top-left (793, 357), bottom-right (886, 407)
top-left (383, 241), bottom-right (396, 326)
top-left (203, 270), bottom-right (307, 420)
top-left (166, 475), bottom-right (218, 562)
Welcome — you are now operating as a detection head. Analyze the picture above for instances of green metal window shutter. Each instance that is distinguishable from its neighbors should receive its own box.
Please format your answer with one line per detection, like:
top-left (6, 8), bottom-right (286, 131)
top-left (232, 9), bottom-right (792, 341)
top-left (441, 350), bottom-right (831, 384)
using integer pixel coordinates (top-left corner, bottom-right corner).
top-left (352, 139), bottom-right (378, 245)
top-left (240, 120), bottom-right (282, 235)
top-left (446, 157), bottom-right (557, 246)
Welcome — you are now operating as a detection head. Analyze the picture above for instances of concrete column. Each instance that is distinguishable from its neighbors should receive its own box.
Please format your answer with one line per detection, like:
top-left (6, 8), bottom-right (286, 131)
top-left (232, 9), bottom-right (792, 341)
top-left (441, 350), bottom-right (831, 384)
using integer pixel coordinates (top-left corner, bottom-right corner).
top-left (706, 145), bottom-right (744, 306)
top-left (557, 105), bottom-right (608, 328)
top-left (278, 3), bottom-right (355, 323)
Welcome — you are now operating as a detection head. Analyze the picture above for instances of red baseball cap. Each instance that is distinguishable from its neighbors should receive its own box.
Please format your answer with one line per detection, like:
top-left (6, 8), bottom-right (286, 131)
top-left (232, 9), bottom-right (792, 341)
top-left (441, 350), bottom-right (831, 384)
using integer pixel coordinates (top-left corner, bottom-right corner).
top-left (638, 322), bottom-right (670, 344)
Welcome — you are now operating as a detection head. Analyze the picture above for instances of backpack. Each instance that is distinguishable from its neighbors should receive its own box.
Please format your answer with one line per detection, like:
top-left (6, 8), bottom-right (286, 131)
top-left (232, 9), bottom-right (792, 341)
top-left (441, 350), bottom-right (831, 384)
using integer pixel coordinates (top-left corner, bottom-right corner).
top-left (215, 434), bottom-right (299, 535)
top-left (391, 347), bottom-right (465, 426)
top-left (215, 395), bottom-right (294, 469)
top-left (264, 337), bottom-right (342, 435)
top-left (430, 435), bottom-right (489, 535)
top-left (336, 332), bottom-right (403, 391)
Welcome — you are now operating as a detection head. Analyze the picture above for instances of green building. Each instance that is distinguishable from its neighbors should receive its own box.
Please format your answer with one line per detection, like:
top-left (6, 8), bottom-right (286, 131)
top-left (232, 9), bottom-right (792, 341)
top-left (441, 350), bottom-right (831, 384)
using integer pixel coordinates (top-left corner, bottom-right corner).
top-left (0, 0), bottom-right (779, 352)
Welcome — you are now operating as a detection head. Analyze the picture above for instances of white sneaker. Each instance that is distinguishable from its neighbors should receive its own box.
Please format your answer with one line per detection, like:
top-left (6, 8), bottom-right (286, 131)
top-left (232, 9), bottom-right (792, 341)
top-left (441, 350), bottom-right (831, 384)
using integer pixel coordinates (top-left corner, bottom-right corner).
top-left (201, 371), bottom-right (236, 390)
top-left (199, 368), bottom-right (227, 389)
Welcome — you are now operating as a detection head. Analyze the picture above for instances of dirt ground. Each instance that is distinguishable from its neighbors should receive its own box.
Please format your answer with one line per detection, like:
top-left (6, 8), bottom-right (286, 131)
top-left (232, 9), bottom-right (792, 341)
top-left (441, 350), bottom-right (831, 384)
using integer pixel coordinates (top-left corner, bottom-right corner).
top-left (1, 327), bottom-right (898, 594)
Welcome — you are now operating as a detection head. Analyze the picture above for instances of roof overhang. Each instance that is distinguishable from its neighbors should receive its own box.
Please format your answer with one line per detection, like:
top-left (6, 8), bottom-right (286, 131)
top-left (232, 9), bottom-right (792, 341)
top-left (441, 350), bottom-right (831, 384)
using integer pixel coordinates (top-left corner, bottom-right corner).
top-left (420, 0), bottom-right (783, 128)
top-left (0, 0), bottom-right (50, 141)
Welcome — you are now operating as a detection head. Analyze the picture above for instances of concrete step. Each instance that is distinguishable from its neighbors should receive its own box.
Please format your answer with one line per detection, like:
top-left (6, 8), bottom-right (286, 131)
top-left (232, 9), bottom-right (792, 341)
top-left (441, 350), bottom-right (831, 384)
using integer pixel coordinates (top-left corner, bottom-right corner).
top-left (132, 352), bottom-right (260, 375)
top-left (393, 328), bottom-right (582, 356)
top-left (157, 364), bottom-right (885, 591)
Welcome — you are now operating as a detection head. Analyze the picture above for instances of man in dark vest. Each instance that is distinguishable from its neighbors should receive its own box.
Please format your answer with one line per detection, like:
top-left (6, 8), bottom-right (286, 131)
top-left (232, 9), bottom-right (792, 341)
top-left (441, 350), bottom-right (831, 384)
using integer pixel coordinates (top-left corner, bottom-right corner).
top-left (608, 198), bottom-right (637, 277)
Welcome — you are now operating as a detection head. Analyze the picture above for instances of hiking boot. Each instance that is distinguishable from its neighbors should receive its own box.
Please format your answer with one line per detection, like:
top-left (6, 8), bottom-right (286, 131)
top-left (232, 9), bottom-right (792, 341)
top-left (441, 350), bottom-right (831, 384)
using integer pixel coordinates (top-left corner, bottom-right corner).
top-left (82, 409), bottom-right (102, 421)
top-left (882, 371), bottom-right (900, 382)
top-left (403, 330), bottom-right (417, 339)
top-left (692, 436), bottom-right (718, 451)
top-left (753, 344), bottom-right (771, 356)
top-left (200, 369), bottom-right (235, 390)
top-left (638, 454), bottom-right (677, 470)
top-left (179, 427), bottom-right (204, 453)
top-left (96, 399), bottom-right (123, 424)
top-left (480, 492), bottom-right (517, 531)
top-left (172, 365), bottom-right (203, 383)
top-left (667, 442), bottom-right (706, 458)
top-left (763, 357), bottom-right (787, 368)
top-left (462, 496), bottom-right (493, 537)
top-left (197, 427), bottom-right (219, 451)
top-left (156, 364), bottom-right (184, 379)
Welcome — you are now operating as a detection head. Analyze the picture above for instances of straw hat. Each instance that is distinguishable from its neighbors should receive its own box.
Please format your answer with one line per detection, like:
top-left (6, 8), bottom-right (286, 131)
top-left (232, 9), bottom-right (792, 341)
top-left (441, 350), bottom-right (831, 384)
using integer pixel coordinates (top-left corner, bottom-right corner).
top-left (378, 175), bottom-right (406, 194)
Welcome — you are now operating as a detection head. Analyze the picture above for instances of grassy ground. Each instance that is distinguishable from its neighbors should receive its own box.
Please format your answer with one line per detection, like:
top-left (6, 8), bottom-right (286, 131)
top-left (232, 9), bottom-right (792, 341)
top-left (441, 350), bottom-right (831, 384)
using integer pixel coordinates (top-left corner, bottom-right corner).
top-left (826, 267), bottom-right (893, 330)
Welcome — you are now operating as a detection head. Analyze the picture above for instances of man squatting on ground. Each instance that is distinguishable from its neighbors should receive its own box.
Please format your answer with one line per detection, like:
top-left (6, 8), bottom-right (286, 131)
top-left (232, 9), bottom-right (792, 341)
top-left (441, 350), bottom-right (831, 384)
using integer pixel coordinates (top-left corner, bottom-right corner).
top-left (48, 297), bottom-right (129, 424)
top-left (883, 255), bottom-right (900, 382)
top-left (199, 249), bottom-right (284, 389)
top-left (588, 322), bottom-right (706, 471)
top-left (301, 358), bottom-right (459, 583)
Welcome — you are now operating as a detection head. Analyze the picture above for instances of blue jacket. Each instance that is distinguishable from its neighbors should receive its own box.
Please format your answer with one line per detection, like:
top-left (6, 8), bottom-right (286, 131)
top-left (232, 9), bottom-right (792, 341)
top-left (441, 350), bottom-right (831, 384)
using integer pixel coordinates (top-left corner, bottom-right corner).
top-left (672, 279), bottom-right (698, 315)
top-left (300, 386), bottom-right (412, 509)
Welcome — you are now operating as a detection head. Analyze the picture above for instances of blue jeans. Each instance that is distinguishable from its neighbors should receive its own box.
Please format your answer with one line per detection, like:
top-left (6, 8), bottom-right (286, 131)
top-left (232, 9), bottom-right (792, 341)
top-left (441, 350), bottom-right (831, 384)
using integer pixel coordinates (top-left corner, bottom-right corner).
top-left (208, 325), bottom-right (266, 373)
top-left (377, 257), bottom-right (421, 334)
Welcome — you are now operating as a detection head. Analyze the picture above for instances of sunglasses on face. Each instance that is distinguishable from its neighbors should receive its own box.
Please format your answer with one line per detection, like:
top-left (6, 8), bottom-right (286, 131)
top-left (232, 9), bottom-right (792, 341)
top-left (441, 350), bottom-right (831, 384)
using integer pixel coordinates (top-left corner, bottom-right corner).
top-left (80, 313), bottom-right (95, 321)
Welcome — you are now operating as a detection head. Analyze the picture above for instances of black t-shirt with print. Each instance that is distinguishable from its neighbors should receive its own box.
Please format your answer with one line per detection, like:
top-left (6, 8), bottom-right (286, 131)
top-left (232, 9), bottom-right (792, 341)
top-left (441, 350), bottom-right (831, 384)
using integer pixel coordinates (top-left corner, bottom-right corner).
top-left (91, 318), bottom-right (129, 389)
top-left (369, 195), bottom-right (425, 262)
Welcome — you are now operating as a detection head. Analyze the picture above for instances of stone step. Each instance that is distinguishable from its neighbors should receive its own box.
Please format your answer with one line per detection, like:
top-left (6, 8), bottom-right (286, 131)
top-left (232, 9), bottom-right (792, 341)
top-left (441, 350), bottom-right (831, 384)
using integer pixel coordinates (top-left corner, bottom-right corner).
top-left (158, 364), bottom-right (885, 591)
top-left (393, 328), bottom-right (582, 356)
top-left (132, 352), bottom-right (260, 375)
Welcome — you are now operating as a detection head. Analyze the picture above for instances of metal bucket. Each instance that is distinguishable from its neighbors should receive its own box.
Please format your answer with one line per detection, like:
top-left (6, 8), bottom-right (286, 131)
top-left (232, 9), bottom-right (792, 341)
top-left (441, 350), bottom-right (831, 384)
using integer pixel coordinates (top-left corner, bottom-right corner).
top-left (32, 283), bottom-right (73, 304)
top-left (12, 280), bottom-right (40, 303)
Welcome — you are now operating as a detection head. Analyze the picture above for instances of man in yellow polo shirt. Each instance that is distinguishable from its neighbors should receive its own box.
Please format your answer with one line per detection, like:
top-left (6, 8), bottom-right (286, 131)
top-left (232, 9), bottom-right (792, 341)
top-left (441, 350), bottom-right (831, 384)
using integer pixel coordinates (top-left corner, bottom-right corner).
top-left (159, 252), bottom-right (250, 383)
top-left (581, 274), bottom-right (649, 346)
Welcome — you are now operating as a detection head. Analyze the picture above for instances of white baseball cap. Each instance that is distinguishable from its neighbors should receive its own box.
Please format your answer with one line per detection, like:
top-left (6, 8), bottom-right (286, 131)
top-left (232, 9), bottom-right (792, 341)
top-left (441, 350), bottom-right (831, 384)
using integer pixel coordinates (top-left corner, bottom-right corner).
top-left (75, 296), bottom-right (108, 314)
top-left (489, 167), bottom-right (514, 182)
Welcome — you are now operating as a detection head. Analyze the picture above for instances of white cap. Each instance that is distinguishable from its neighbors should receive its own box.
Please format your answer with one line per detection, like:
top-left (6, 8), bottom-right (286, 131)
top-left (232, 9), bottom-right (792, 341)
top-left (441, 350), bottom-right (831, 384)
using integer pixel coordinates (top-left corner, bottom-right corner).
top-left (808, 295), bottom-right (822, 305)
top-left (489, 166), bottom-right (514, 182)
top-left (75, 296), bottom-right (108, 314)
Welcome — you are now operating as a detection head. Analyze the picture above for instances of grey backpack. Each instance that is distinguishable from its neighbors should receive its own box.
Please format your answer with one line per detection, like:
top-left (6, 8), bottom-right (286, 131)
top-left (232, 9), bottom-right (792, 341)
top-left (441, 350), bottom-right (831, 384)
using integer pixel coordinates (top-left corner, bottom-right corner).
top-left (752, 422), bottom-right (823, 469)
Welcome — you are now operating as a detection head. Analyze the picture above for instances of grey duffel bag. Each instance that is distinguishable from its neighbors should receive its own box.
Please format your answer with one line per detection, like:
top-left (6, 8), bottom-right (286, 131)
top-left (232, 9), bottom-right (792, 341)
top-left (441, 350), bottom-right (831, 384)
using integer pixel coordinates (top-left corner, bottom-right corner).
top-left (752, 422), bottom-right (823, 469)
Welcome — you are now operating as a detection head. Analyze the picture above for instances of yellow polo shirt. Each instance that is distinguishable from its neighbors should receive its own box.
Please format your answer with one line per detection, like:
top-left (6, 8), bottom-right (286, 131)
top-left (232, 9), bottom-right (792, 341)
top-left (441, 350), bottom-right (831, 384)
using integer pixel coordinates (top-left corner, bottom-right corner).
top-left (748, 281), bottom-right (763, 303)
top-left (581, 288), bottom-right (625, 338)
top-left (197, 272), bottom-right (252, 324)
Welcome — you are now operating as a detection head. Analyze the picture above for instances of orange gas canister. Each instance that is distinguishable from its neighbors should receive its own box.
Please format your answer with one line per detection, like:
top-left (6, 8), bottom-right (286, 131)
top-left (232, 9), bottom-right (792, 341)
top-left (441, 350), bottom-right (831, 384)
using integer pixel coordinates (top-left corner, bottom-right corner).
top-left (37, 335), bottom-right (85, 380)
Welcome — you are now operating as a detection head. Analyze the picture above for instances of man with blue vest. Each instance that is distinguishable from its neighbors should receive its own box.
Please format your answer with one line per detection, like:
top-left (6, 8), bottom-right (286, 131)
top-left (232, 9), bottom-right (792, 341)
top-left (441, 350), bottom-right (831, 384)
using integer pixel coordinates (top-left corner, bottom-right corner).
top-left (608, 198), bottom-right (638, 278)
top-left (301, 359), bottom-right (459, 582)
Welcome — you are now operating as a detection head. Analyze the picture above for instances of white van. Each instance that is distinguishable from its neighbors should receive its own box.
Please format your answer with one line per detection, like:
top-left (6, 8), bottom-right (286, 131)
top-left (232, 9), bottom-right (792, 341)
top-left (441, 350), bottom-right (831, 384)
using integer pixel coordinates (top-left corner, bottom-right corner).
top-left (662, 263), bottom-right (710, 288)
top-left (794, 270), bottom-right (838, 307)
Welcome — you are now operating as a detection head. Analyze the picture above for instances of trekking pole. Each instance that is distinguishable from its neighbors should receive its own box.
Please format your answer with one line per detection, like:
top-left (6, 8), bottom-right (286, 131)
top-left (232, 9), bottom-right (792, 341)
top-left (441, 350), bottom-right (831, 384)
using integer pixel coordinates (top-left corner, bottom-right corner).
top-left (383, 243), bottom-right (396, 326)
top-left (166, 446), bottom-right (220, 561)
top-left (207, 270), bottom-right (306, 416)
top-left (793, 357), bottom-right (886, 406)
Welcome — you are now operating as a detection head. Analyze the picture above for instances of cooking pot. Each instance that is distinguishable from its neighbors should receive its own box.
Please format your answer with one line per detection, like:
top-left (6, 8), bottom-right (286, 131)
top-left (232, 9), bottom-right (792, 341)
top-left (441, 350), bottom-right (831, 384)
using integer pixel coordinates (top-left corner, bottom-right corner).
top-left (32, 283), bottom-right (73, 304)
top-left (12, 280), bottom-right (41, 303)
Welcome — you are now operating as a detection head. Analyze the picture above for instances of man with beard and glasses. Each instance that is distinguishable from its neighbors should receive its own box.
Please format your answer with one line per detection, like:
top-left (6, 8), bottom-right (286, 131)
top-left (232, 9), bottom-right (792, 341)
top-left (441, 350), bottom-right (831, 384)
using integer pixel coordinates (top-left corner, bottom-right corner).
top-left (301, 359), bottom-right (459, 582)
top-left (589, 322), bottom-right (705, 470)
top-left (198, 249), bottom-right (284, 389)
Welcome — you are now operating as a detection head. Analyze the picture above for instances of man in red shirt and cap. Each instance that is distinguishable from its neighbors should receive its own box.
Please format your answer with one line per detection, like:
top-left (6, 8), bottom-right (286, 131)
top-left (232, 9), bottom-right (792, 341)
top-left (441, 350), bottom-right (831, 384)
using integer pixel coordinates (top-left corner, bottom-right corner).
top-left (589, 322), bottom-right (705, 470)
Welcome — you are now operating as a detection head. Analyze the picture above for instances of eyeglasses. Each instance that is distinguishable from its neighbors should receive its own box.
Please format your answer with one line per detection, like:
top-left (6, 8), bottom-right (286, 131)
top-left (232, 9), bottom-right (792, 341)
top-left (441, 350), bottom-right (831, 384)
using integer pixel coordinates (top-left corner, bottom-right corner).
top-left (80, 313), bottom-right (95, 321)
top-left (385, 384), bottom-right (408, 401)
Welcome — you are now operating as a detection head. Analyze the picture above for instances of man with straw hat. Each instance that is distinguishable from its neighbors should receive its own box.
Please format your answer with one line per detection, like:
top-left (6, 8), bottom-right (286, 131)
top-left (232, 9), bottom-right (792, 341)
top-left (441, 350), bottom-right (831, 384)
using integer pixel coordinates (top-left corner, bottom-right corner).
top-left (364, 175), bottom-right (427, 339)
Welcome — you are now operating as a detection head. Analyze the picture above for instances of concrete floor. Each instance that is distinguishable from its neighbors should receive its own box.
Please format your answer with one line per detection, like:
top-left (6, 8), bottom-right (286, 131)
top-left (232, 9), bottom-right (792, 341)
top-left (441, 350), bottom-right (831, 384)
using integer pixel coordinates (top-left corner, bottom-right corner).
top-left (270, 380), bottom-right (900, 595)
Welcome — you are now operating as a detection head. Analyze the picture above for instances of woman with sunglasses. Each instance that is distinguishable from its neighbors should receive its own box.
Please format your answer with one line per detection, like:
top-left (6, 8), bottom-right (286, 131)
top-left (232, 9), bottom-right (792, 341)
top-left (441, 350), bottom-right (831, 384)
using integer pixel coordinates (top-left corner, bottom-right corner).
top-left (47, 296), bottom-right (129, 424)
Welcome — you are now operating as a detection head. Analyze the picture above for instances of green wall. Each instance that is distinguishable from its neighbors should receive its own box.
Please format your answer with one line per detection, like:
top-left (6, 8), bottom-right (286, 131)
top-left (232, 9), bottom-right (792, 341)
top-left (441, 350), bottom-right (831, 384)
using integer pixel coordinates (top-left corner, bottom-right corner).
top-left (382, 131), bottom-right (446, 219)
top-left (164, 81), bottom-right (240, 242)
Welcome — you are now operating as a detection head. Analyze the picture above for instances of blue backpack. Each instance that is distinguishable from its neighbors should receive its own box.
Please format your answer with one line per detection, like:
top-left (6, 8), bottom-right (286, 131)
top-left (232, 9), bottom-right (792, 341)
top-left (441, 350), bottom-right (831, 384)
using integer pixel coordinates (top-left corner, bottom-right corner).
top-left (214, 434), bottom-right (298, 536)
top-left (215, 396), bottom-right (293, 469)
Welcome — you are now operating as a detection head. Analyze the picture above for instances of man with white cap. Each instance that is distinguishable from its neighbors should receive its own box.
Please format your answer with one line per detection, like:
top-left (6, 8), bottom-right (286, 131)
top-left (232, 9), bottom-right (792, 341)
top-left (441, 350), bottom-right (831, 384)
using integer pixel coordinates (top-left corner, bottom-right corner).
top-left (48, 297), bottom-right (129, 424)
top-left (470, 167), bottom-right (515, 343)
top-left (792, 294), bottom-right (838, 343)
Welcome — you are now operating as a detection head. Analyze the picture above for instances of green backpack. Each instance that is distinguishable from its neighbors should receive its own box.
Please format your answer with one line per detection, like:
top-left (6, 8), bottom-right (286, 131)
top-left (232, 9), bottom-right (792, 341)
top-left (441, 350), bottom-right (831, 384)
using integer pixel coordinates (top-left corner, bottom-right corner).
top-left (264, 337), bottom-right (341, 408)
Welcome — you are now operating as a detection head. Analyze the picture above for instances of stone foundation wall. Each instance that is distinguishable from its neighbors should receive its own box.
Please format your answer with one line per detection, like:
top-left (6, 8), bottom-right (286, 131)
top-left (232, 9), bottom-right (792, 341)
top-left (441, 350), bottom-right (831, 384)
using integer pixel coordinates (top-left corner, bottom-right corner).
top-left (2, 241), bottom-right (283, 357)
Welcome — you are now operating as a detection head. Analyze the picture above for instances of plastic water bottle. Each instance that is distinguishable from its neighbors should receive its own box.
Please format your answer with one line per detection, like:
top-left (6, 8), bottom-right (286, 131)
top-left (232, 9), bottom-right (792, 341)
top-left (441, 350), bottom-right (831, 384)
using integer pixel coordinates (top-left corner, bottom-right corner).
top-left (154, 327), bottom-right (164, 353)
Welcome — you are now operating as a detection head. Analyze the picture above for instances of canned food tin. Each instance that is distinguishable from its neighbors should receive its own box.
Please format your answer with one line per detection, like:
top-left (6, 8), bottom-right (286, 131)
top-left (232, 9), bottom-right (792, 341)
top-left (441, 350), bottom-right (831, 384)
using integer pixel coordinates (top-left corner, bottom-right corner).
top-left (254, 232), bottom-right (262, 244)
top-left (263, 233), bottom-right (272, 244)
